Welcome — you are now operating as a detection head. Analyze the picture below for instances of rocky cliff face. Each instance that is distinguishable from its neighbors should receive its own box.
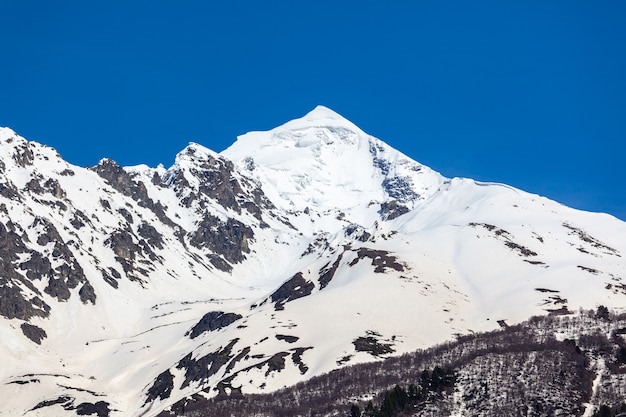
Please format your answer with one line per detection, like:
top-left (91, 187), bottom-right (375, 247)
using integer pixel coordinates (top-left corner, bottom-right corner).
top-left (0, 108), bottom-right (625, 417)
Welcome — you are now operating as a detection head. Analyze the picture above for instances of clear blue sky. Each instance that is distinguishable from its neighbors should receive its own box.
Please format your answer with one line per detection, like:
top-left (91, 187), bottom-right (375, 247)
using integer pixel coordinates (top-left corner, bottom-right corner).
top-left (1, 1), bottom-right (624, 220)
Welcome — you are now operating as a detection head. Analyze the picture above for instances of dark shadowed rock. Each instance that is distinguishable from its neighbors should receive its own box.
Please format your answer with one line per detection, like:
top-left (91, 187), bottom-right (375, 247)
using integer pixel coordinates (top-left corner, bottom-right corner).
top-left (100, 268), bottom-right (119, 289)
top-left (12, 141), bottom-right (34, 167)
top-left (79, 282), bottom-right (96, 304)
top-left (382, 176), bottom-right (418, 201)
top-left (21, 322), bottom-right (47, 344)
top-left (291, 347), bottom-right (312, 374)
top-left (106, 228), bottom-right (138, 261)
top-left (177, 339), bottom-right (238, 388)
top-left (138, 221), bottom-right (164, 249)
top-left (276, 334), bottom-right (300, 343)
top-left (0, 223), bottom-right (51, 319)
top-left (353, 336), bottom-right (394, 357)
top-left (187, 311), bottom-right (243, 339)
top-left (469, 222), bottom-right (539, 257)
top-left (145, 370), bottom-right (174, 404)
top-left (379, 200), bottom-right (409, 221)
top-left (75, 401), bottom-right (110, 417)
top-left (117, 207), bottom-right (133, 224)
top-left (31, 396), bottom-right (73, 412)
top-left (70, 210), bottom-right (89, 229)
top-left (318, 253), bottom-right (344, 290)
top-left (348, 248), bottom-right (405, 273)
top-left (0, 181), bottom-right (20, 199)
top-left (270, 272), bottom-right (314, 310)
top-left (20, 250), bottom-right (52, 281)
top-left (92, 159), bottom-right (174, 227)
top-left (189, 215), bottom-right (254, 267)
top-left (0, 285), bottom-right (50, 320)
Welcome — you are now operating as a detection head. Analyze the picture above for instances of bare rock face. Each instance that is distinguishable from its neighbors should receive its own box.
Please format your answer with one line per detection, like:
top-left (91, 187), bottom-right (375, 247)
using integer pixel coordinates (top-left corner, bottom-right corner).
top-left (318, 253), bottom-right (344, 290)
top-left (168, 149), bottom-right (243, 212)
top-left (353, 333), bottom-right (395, 357)
top-left (379, 200), bottom-right (409, 220)
top-left (0, 222), bottom-right (51, 320)
top-left (105, 227), bottom-right (154, 282)
top-left (31, 218), bottom-right (90, 303)
top-left (190, 151), bottom-right (244, 212)
top-left (176, 339), bottom-right (239, 389)
top-left (145, 370), bottom-right (174, 404)
top-left (138, 221), bottom-right (164, 250)
top-left (189, 215), bottom-right (254, 269)
top-left (12, 141), bottom-right (34, 167)
top-left (79, 282), bottom-right (96, 304)
top-left (168, 146), bottom-right (273, 221)
top-left (0, 285), bottom-right (49, 321)
top-left (92, 159), bottom-right (174, 227)
top-left (0, 180), bottom-right (20, 199)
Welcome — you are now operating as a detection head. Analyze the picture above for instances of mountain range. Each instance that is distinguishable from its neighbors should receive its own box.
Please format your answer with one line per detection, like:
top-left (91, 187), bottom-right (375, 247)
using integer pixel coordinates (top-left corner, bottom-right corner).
top-left (1, 106), bottom-right (625, 416)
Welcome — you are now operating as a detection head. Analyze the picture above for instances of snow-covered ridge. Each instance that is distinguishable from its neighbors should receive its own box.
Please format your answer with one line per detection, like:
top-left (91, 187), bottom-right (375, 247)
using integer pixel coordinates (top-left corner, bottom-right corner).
top-left (0, 107), bottom-right (625, 417)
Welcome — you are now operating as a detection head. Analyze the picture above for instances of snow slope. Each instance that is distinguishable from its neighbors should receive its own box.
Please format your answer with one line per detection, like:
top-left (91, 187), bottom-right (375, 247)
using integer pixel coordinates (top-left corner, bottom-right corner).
top-left (0, 107), bottom-right (625, 416)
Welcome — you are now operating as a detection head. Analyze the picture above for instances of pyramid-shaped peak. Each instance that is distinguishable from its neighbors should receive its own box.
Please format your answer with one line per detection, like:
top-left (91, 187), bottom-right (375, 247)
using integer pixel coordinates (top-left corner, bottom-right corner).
top-left (274, 105), bottom-right (363, 134)
top-left (302, 105), bottom-right (346, 121)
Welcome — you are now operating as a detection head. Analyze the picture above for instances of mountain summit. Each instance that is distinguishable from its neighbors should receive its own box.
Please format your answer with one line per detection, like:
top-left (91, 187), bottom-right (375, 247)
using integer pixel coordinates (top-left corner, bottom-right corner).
top-left (223, 106), bottom-right (443, 215)
top-left (0, 109), bottom-right (625, 416)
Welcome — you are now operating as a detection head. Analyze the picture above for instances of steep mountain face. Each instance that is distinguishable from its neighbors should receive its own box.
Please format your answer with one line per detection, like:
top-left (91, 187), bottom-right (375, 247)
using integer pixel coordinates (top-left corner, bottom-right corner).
top-left (0, 107), bottom-right (625, 417)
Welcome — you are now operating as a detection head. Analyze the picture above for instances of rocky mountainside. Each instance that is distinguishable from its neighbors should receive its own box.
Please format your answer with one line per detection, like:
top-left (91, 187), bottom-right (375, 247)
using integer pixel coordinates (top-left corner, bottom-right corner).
top-left (172, 310), bottom-right (626, 417)
top-left (1, 106), bottom-right (625, 417)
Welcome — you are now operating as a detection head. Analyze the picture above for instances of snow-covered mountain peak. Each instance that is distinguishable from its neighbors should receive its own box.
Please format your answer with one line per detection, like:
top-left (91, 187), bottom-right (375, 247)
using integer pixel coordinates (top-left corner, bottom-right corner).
top-left (279, 104), bottom-right (363, 132)
top-left (162, 142), bottom-right (226, 188)
top-left (224, 106), bottom-right (366, 158)
top-left (222, 107), bottom-right (444, 217)
top-left (303, 104), bottom-right (346, 120)
top-left (173, 142), bottom-right (219, 166)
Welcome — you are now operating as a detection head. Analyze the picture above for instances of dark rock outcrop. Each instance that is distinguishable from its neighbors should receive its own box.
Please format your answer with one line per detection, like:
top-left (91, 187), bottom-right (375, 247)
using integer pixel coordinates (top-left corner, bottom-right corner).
top-left (353, 336), bottom-right (394, 357)
top-left (75, 401), bottom-right (110, 417)
top-left (145, 370), bottom-right (174, 403)
top-left (271, 272), bottom-right (315, 310)
top-left (348, 248), bottom-right (405, 273)
top-left (0, 222), bottom-right (51, 320)
top-left (187, 311), bottom-right (243, 339)
top-left (318, 253), bottom-right (344, 290)
top-left (92, 159), bottom-right (174, 227)
top-left (177, 339), bottom-right (238, 388)
top-left (189, 215), bottom-right (254, 267)
top-left (21, 322), bottom-right (47, 344)
top-left (379, 200), bottom-right (409, 221)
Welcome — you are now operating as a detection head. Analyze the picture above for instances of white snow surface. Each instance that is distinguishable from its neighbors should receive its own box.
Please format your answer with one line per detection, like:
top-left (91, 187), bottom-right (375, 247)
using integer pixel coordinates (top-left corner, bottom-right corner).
top-left (0, 108), bottom-right (625, 416)
top-left (223, 106), bottom-right (444, 216)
